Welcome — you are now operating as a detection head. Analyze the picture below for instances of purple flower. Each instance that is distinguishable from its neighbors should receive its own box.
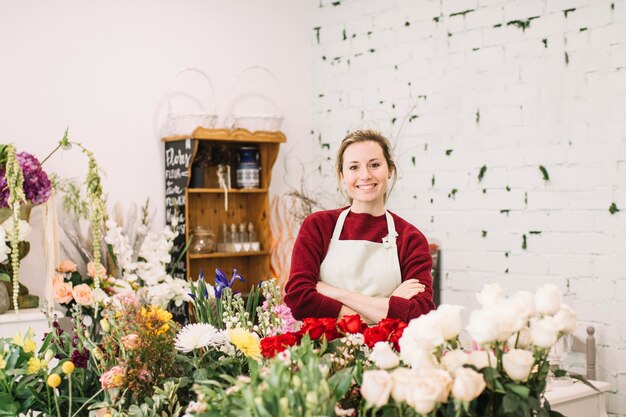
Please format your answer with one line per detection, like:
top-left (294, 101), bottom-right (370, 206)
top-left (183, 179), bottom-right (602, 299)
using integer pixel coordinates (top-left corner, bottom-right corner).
top-left (0, 151), bottom-right (51, 208)
top-left (70, 347), bottom-right (90, 369)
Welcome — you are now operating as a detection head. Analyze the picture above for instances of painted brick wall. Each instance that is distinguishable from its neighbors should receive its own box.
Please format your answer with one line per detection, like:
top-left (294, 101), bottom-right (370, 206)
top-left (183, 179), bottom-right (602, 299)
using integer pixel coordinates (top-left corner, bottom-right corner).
top-left (307, 0), bottom-right (626, 413)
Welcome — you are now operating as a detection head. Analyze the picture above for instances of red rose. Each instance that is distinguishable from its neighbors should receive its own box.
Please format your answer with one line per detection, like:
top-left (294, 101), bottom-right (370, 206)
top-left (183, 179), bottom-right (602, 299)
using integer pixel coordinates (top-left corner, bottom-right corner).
top-left (301, 318), bottom-right (327, 340)
top-left (337, 314), bottom-right (367, 335)
top-left (320, 317), bottom-right (340, 341)
top-left (363, 325), bottom-right (389, 348)
top-left (260, 332), bottom-right (302, 358)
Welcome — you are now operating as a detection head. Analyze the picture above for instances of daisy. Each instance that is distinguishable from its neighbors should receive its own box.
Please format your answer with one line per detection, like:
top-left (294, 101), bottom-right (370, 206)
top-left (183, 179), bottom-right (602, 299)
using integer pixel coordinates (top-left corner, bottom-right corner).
top-left (228, 328), bottom-right (262, 359)
top-left (175, 323), bottom-right (227, 352)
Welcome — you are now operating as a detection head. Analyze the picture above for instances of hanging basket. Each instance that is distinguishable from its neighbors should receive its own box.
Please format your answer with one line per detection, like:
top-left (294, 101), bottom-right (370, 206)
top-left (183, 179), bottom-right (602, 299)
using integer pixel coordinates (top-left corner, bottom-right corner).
top-left (162, 68), bottom-right (218, 137)
top-left (228, 66), bottom-right (284, 132)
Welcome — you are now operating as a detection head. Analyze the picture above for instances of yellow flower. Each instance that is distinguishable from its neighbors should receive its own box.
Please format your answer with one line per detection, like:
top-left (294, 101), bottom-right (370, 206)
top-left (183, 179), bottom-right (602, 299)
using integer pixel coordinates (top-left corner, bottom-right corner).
top-left (27, 357), bottom-right (43, 374)
top-left (140, 306), bottom-right (173, 335)
top-left (100, 318), bottom-right (110, 333)
top-left (12, 331), bottom-right (24, 347)
top-left (228, 328), bottom-right (261, 359)
top-left (47, 373), bottom-right (62, 388)
top-left (61, 361), bottom-right (75, 374)
top-left (0, 356), bottom-right (6, 370)
top-left (23, 339), bottom-right (37, 354)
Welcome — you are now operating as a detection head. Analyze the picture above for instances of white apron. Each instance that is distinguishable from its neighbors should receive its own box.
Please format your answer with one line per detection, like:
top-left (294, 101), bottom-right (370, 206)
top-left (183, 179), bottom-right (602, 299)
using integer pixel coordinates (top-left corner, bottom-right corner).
top-left (319, 208), bottom-right (402, 297)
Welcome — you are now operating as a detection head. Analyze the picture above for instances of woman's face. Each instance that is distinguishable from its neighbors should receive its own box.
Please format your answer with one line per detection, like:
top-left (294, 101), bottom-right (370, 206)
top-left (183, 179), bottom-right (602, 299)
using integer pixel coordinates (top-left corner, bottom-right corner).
top-left (340, 140), bottom-right (391, 212)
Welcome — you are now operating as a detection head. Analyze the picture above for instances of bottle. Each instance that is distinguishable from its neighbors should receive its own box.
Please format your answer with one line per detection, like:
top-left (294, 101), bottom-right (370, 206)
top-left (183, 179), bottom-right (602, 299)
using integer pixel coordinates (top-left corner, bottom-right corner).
top-left (189, 226), bottom-right (216, 254)
top-left (248, 222), bottom-right (260, 251)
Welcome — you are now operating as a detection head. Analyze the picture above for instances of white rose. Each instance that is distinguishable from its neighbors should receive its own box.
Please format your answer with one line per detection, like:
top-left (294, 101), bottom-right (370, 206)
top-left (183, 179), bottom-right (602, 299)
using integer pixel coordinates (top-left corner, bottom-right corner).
top-left (531, 316), bottom-right (560, 349)
top-left (510, 290), bottom-right (536, 319)
top-left (390, 368), bottom-right (419, 402)
top-left (401, 312), bottom-right (445, 351)
top-left (421, 369), bottom-right (453, 402)
top-left (466, 308), bottom-right (499, 346)
top-left (1, 218), bottom-right (32, 241)
top-left (406, 380), bottom-right (440, 415)
top-left (452, 367), bottom-right (486, 402)
top-left (503, 349), bottom-right (535, 382)
top-left (361, 370), bottom-right (392, 407)
top-left (369, 342), bottom-right (400, 370)
top-left (467, 350), bottom-right (496, 370)
top-left (435, 304), bottom-right (464, 341)
top-left (553, 303), bottom-right (576, 335)
top-left (441, 349), bottom-right (468, 374)
top-left (508, 327), bottom-right (533, 349)
top-left (476, 283), bottom-right (506, 308)
top-left (535, 284), bottom-right (562, 316)
top-left (493, 301), bottom-right (525, 342)
top-left (399, 347), bottom-right (437, 372)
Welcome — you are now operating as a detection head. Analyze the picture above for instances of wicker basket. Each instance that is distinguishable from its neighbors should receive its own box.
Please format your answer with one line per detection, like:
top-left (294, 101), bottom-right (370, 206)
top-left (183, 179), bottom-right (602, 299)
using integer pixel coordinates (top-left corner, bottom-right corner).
top-left (163, 68), bottom-right (218, 137)
top-left (228, 66), bottom-right (284, 132)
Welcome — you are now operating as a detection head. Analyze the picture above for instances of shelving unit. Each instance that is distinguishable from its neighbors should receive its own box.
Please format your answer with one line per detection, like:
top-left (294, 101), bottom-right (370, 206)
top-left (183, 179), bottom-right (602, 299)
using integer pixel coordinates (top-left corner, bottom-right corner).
top-left (162, 128), bottom-right (285, 292)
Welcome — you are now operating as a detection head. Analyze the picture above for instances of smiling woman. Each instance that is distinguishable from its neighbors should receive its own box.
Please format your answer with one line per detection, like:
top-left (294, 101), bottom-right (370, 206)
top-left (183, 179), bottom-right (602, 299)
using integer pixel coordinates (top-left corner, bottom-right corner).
top-left (284, 130), bottom-right (435, 324)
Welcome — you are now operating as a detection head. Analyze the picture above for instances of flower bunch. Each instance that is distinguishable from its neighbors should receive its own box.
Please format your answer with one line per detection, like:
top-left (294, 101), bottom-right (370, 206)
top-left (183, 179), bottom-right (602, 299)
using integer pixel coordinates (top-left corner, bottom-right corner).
top-left (95, 294), bottom-right (181, 403)
top-left (0, 150), bottom-right (51, 208)
top-left (358, 283), bottom-right (578, 417)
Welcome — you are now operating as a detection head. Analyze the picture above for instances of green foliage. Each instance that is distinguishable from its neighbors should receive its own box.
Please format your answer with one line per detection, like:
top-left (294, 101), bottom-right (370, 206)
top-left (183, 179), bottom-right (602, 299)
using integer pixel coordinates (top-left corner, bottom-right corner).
top-left (609, 202), bottom-right (620, 214)
top-left (478, 165), bottom-right (487, 182)
top-left (539, 165), bottom-right (550, 182)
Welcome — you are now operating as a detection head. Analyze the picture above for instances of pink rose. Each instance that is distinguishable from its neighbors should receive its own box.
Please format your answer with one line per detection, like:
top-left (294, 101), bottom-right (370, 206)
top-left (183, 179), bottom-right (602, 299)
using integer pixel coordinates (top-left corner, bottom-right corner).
top-left (99, 365), bottom-right (126, 390)
top-left (54, 282), bottom-right (73, 304)
top-left (56, 260), bottom-right (77, 273)
top-left (52, 273), bottom-right (64, 287)
top-left (87, 262), bottom-right (107, 279)
top-left (121, 334), bottom-right (141, 350)
top-left (72, 284), bottom-right (94, 306)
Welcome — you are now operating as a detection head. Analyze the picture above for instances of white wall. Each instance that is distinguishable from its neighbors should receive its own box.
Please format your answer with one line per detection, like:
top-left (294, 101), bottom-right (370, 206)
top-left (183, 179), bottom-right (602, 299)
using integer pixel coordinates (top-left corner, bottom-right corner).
top-left (0, 1), bottom-right (312, 298)
top-left (309, 0), bottom-right (626, 414)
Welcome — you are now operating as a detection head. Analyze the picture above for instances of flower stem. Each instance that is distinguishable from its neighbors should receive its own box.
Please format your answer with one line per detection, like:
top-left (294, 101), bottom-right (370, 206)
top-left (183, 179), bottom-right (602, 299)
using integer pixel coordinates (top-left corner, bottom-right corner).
top-left (53, 388), bottom-right (62, 417)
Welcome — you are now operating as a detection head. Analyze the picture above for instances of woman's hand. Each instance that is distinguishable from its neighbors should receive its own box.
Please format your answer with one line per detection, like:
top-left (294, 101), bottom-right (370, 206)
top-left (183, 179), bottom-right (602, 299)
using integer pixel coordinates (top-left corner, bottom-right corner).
top-left (391, 279), bottom-right (425, 299)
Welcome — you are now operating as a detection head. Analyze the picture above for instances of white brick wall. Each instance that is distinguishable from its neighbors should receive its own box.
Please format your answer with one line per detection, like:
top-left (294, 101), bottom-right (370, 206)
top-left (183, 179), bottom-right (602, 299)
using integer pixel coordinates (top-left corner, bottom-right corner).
top-left (308, 0), bottom-right (626, 414)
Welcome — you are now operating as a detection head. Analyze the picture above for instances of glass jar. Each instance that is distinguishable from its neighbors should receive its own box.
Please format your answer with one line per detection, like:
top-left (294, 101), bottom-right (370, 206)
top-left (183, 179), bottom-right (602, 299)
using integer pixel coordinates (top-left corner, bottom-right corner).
top-left (190, 226), bottom-right (216, 254)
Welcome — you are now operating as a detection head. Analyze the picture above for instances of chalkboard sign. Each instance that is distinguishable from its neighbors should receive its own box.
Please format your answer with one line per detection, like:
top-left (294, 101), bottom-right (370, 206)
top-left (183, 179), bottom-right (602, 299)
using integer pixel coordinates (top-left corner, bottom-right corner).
top-left (164, 139), bottom-right (197, 280)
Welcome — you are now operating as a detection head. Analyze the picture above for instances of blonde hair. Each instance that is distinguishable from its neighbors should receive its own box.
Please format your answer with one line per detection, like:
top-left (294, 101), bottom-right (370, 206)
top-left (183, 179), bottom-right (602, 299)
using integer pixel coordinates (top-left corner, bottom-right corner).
top-left (336, 129), bottom-right (397, 203)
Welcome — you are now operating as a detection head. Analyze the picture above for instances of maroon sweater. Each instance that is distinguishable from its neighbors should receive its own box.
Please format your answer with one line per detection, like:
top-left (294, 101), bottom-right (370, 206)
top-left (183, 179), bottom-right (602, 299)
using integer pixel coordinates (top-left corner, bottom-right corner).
top-left (284, 207), bottom-right (435, 323)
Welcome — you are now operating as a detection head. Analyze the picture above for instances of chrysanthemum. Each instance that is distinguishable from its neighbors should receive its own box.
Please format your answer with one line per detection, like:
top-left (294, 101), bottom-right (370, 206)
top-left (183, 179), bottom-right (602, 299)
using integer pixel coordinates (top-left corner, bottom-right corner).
top-left (175, 323), bottom-right (228, 353)
top-left (228, 328), bottom-right (262, 359)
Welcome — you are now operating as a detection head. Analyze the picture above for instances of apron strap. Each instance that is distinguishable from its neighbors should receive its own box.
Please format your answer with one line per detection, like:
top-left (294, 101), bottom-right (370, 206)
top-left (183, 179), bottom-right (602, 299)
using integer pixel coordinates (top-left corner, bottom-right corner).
top-left (331, 208), bottom-right (351, 241)
top-left (382, 211), bottom-right (398, 249)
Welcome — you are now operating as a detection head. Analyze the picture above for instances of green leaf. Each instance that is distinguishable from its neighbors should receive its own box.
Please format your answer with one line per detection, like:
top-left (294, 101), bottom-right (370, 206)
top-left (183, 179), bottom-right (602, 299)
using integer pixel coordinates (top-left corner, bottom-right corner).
top-left (478, 165), bottom-right (487, 182)
top-left (328, 367), bottom-right (353, 401)
top-left (0, 273), bottom-right (10, 282)
top-left (506, 383), bottom-right (530, 398)
top-left (609, 202), bottom-right (620, 214)
top-left (503, 393), bottom-right (521, 413)
top-left (539, 165), bottom-right (550, 182)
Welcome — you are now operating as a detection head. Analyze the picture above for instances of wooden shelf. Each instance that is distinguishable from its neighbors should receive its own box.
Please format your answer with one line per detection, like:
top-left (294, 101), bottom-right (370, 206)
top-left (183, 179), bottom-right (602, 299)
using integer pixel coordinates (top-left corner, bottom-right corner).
top-left (188, 188), bottom-right (268, 194)
top-left (189, 251), bottom-right (269, 259)
top-left (161, 128), bottom-right (286, 144)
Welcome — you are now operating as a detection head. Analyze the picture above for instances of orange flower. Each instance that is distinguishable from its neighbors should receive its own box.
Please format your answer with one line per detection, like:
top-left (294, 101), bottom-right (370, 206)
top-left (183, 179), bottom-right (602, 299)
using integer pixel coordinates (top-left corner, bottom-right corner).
top-left (87, 262), bottom-right (107, 279)
top-left (56, 260), bottom-right (77, 273)
top-left (72, 284), bottom-right (94, 306)
top-left (54, 282), bottom-right (73, 304)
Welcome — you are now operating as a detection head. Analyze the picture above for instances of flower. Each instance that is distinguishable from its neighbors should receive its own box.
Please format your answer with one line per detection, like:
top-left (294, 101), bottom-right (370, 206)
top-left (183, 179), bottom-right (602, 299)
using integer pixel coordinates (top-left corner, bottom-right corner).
top-left (53, 282), bottom-right (73, 304)
top-left (451, 367), bottom-right (486, 402)
top-left (400, 310), bottom-right (445, 351)
top-left (61, 361), bottom-right (75, 374)
top-left (27, 357), bottom-right (44, 374)
top-left (535, 284), bottom-right (562, 316)
top-left (337, 314), bottom-right (367, 334)
top-left (531, 316), bottom-right (560, 349)
top-left (260, 332), bottom-right (301, 358)
top-left (121, 334), bottom-right (141, 351)
top-left (72, 283), bottom-right (94, 306)
top-left (70, 348), bottom-right (90, 368)
top-left (1, 218), bottom-right (31, 241)
top-left (390, 368), bottom-right (419, 402)
top-left (56, 260), bottom-right (77, 273)
top-left (361, 370), bottom-right (393, 407)
top-left (0, 151), bottom-right (51, 207)
top-left (87, 262), bottom-right (107, 280)
top-left (476, 283), bottom-right (506, 308)
top-left (301, 317), bottom-right (339, 341)
top-left (466, 308), bottom-right (500, 346)
top-left (553, 303), bottom-right (577, 334)
top-left (406, 379), bottom-right (440, 414)
top-left (47, 374), bottom-right (62, 388)
top-left (434, 304), bottom-right (464, 341)
top-left (467, 350), bottom-right (497, 370)
top-left (441, 349), bottom-right (468, 374)
top-left (175, 323), bottom-right (228, 353)
top-left (100, 365), bottom-right (126, 390)
top-left (369, 342), bottom-right (400, 369)
top-left (229, 328), bottom-right (262, 359)
top-left (502, 349), bottom-right (534, 382)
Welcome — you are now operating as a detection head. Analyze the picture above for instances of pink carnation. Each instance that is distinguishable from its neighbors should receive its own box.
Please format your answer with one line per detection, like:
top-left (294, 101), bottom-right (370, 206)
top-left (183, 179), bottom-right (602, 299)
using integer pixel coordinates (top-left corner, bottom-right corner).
top-left (99, 366), bottom-right (126, 390)
top-left (271, 304), bottom-right (297, 334)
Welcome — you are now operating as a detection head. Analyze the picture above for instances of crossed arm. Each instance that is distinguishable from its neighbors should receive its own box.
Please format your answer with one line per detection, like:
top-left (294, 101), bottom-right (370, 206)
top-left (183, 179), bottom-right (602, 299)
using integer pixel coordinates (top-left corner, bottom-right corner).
top-left (316, 279), bottom-right (425, 324)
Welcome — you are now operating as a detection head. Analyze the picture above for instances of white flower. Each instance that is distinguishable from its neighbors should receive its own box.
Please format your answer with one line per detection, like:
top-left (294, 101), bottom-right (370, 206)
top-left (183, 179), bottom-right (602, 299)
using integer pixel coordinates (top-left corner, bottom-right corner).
top-left (476, 283), bottom-right (506, 308)
top-left (535, 284), bottom-right (562, 316)
top-left (1, 218), bottom-right (31, 241)
top-left (400, 311), bottom-right (444, 351)
top-left (466, 308), bottom-right (500, 346)
top-left (503, 349), bottom-right (535, 382)
top-left (452, 367), bottom-right (486, 402)
top-left (493, 300), bottom-right (525, 342)
top-left (510, 290), bottom-right (536, 319)
top-left (434, 304), bottom-right (464, 341)
top-left (390, 367), bottom-right (419, 402)
top-left (467, 350), bottom-right (496, 370)
top-left (369, 342), bottom-right (399, 370)
top-left (508, 327), bottom-right (533, 349)
top-left (531, 316), bottom-right (560, 349)
top-left (553, 303), bottom-right (577, 335)
top-left (399, 347), bottom-right (437, 371)
top-left (421, 368), bottom-right (453, 402)
top-left (175, 323), bottom-right (228, 352)
top-left (361, 370), bottom-right (392, 407)
top-left (406, 379), bottom-right (440, 415)
top-left (441, 349), bottom-right (468, 375)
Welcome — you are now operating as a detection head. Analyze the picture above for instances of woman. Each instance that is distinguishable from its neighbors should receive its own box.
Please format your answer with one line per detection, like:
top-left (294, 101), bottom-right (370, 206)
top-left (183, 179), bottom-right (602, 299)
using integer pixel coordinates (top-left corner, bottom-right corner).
top-left (284, 130), bottom-right (435, 324)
